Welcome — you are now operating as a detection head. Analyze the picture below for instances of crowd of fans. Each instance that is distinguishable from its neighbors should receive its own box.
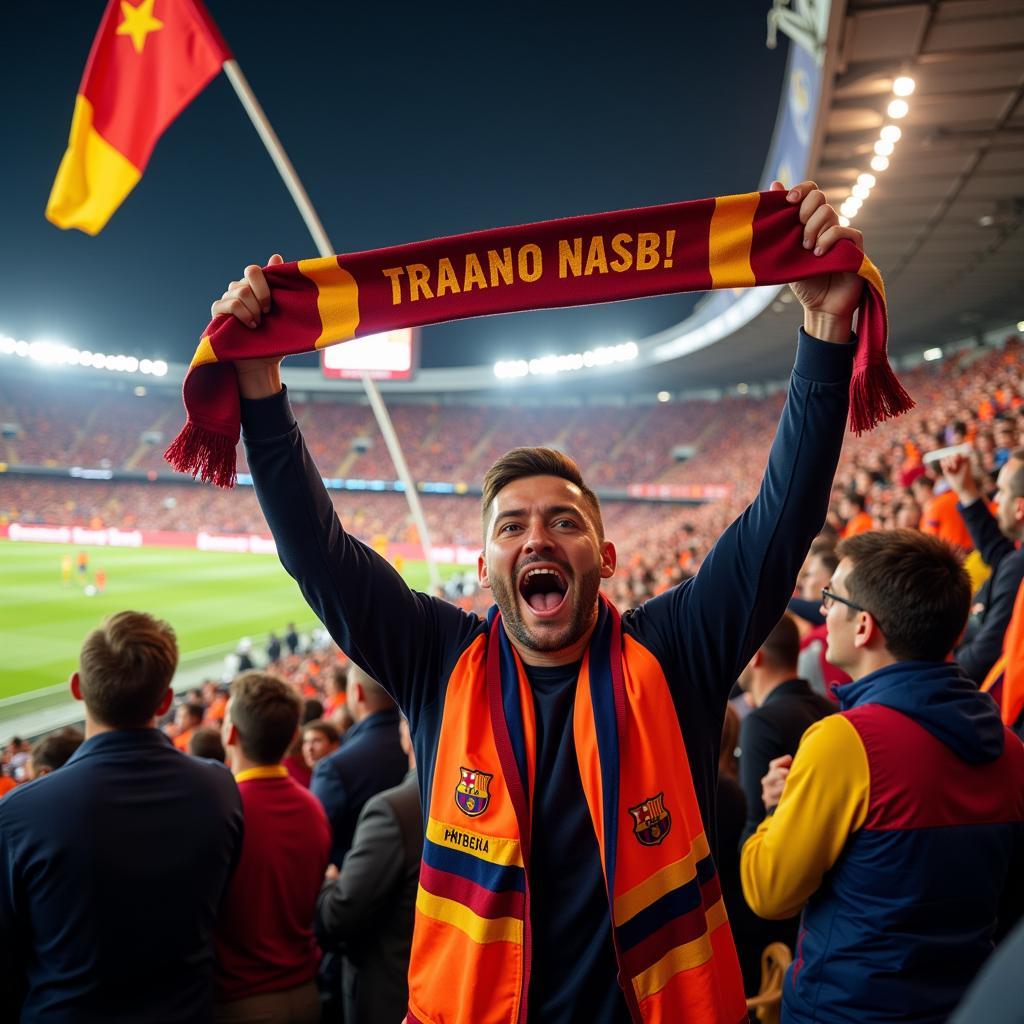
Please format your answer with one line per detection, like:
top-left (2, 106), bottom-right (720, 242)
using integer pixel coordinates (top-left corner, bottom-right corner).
top-left (3, 331), bottom-right (1024, 1022)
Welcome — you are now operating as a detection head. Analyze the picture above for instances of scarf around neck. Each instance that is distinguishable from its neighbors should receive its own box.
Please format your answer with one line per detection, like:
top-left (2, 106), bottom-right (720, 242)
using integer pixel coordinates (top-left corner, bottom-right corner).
top-left (166, 189), bottom-right (912, 487)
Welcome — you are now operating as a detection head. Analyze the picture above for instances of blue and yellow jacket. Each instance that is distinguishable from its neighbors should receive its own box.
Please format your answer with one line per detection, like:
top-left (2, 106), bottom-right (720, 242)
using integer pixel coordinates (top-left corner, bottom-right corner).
top-left (741, 660), bottom-right (1024, 1024)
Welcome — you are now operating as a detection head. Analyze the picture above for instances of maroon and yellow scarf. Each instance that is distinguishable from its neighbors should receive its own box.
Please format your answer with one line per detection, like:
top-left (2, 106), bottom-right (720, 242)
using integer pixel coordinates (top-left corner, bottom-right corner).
top-left (166, 189), bottom-right (911, 487)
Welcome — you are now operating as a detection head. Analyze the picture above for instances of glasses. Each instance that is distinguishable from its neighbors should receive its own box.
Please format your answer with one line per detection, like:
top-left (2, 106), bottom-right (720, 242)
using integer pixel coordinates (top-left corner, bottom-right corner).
top-left (821, 588), bottom-right (866, 613)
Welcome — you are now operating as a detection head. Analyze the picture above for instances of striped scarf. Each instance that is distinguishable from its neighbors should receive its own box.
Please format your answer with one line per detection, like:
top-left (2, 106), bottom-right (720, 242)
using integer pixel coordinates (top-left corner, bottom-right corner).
top-left (167, 189), bottom-right (911, 487)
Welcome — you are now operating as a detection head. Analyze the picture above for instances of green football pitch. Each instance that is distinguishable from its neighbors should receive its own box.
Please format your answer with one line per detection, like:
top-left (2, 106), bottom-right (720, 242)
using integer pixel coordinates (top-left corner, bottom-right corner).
top-left (0, 541), bottom-right (463, 701)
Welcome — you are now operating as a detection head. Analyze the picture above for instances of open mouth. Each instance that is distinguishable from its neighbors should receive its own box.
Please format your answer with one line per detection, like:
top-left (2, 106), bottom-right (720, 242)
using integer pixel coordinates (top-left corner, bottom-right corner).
top-left (518, 565), bottom-right (569, 615)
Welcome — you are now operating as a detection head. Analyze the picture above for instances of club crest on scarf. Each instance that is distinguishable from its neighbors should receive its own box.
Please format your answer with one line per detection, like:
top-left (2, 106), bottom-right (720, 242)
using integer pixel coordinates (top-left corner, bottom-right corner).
top-left (629, 792), bottom-right (672, 846)
top-left (455, 766), bottom-right (493, 817)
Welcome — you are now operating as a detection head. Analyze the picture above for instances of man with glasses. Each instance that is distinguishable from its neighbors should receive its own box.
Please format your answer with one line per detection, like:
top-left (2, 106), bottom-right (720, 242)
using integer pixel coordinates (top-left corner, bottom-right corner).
top-left (741, 529), bottom-right (1024, 1024)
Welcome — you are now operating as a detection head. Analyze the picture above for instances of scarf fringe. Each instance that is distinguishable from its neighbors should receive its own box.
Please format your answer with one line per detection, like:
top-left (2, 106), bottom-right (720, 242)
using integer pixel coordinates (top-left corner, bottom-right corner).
top-left (849, 359), bottom-right (915, 435)
top-left (163, 421), bottom-right (238, 489)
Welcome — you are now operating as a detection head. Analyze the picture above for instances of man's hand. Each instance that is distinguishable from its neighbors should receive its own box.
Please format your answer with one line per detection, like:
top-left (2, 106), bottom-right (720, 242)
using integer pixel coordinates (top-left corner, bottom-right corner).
top-left (761, 754), bottom-right (793, 813)
top-left (940, 453), bottom-right (981, 505)
top-left (772, 180), bottom-right (864, 344)
top-left (324, 863), bottom-right (340, 882)
top-left (211, 253), bottom-right (285, 399)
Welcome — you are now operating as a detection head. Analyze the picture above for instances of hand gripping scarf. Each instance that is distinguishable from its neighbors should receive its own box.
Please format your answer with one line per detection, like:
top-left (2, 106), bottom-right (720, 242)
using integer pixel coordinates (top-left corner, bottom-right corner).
top-left (166, 189), bottom-right (912, 488)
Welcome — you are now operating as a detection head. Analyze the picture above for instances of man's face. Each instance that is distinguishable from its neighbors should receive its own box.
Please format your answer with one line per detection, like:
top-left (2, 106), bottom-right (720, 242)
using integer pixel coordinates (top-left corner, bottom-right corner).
top-left (478, 475), bottom-right (615, 656)
top-left (800, 553), bottom-right (833, 602)
top-left (302, 728), bottom-right (337, 768)
top-left (175, 705), bottom-right (193, 731)
top-left (823, 558), bottom-right (860, 671)
top-left (995, 459), bottom-right (1024, 539)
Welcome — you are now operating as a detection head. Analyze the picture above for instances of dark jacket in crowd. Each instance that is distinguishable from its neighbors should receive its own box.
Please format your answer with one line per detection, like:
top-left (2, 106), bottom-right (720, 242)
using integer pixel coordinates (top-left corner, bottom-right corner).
top-left (317, 769), bottom-right (422, 1023)
top-left (739, 678), bottom-right (835, 843)
top-left (956, 498), bottom-right (1024, 684)
top-left (310, 708), bottom-right (408, 867)
top-left (0, 729), bottom-right (243, 1023)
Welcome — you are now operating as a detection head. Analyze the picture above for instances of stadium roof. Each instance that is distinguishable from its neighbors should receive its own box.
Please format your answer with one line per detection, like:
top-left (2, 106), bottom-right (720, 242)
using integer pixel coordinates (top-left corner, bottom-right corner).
top-left (636, 0), bottom-right (1024, 393)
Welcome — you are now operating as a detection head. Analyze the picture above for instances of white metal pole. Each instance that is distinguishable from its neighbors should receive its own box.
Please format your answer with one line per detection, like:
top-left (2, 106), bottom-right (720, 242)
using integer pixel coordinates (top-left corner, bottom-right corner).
top-left (221, 58), bottom-right (441, 593)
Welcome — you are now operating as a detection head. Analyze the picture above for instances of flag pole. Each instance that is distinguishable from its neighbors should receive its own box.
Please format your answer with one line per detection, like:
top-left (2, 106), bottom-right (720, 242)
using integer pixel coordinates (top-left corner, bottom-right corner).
top-left (221, 58), bottom-right (442, 593)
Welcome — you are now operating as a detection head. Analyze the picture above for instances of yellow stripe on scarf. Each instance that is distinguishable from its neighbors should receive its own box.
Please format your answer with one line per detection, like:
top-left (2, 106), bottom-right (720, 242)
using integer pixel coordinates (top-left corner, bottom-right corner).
top-left (415, 889), bottom-right (523, 945)
top-left (296, 257), bottom-right (361, 349)
top-left (708, 192), bottom-right (759, 289)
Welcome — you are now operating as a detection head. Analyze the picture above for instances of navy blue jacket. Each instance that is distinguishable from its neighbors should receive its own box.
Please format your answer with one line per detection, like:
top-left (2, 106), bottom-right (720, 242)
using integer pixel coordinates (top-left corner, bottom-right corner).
top-left (783, 662), bottom-right (1024, 1024)
top-left (311, 708), bottom-right (408, 867)
top-left (243, 330), bottom-right (851, 1023)
top-left (0, 729), bottom-right (243, 1024)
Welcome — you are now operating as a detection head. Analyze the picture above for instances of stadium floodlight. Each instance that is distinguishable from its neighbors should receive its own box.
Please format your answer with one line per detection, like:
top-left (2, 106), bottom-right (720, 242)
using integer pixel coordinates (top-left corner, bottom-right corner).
top-left (0, 336), bottom-right (15, 354)
top-left (838, 216), bottom-right (850, 228)
top-left (887, 98), bottom-right (909, 119)
top-left (152, 360), bottom-right (168, 377)
top-left (857, 173), bottom-right (876, 189)
top-left (874, 140), bottom-right (895, 157)
top-left (495, 341), bottom-right (636, 380)
top-left (657, 391), bottom-right (670, 403)
top-left (870, 155), bottom-right (890, 172)
top-left (893, 76), bottom-right (916, 97)
top-left (923, 347), bottom-right (943, 361)
top-left (1017, 320), bottom-right (1024, 333)
top-left (852, 184), bottom-right (870, 200)
top-left (880, 125), bottom-right (902, 144)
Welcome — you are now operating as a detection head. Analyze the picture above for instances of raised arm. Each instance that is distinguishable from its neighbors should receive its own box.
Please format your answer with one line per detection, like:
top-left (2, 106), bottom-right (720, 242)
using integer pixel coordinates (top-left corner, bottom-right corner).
top-left (634, 182), bottom-right (858, 697)
top-left (217, 256), bottom-right (481, 715)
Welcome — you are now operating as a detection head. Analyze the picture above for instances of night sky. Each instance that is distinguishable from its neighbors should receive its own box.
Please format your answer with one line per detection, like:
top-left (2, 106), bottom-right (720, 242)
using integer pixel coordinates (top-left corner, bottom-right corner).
top-left (2, 1), bottom-right (787, 369)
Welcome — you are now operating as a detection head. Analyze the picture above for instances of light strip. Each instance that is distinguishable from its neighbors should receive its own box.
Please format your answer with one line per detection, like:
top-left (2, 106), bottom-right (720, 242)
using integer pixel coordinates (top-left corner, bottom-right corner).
top-left (0, 334), bottom-right (167, 376)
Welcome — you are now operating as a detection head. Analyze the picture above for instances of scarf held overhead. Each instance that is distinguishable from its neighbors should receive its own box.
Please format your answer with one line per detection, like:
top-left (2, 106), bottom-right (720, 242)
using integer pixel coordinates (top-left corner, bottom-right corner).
top-left (166, 189), bottom-right (912, 487)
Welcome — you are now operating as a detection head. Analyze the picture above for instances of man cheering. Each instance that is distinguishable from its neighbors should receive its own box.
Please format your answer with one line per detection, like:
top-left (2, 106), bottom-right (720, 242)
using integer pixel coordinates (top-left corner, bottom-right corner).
top-left (216, 181), bottom-right (865, 1022)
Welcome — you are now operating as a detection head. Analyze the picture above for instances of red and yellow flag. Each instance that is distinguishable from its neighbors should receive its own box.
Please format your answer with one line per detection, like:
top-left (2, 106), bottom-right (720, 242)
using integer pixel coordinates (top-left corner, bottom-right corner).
top-left (46, 0), bottom-right (230, 235)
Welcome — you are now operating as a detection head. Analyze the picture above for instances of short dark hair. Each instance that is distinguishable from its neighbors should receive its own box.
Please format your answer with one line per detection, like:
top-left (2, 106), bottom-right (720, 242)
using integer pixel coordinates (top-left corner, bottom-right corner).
top-left (302, 698), bottom-right (324, 725)
top-left (179, 702), bottom-right (204, 726)
top-left (188, 726), bottom-right (226, 762)
top-left (78, 611), bottom-right (179, 728)
top-left (836, 529), bottom-right (971, 661)
top-left (481, 447), bottom-right (603, 539)
top-left (302, 718), bottom-right (340, 745)
top-left (844, 492), bottom-right (866, 512)
top-left (228, 671), bottom-right (301, 765)
top-left (31, 727), bottom-right (84, 773)
top-left (759, 615), bottom-right (800, 671)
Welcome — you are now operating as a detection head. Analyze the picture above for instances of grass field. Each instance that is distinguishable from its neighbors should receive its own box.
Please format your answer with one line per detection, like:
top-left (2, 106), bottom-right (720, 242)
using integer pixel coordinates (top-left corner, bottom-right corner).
top-left (0, 540), bottom-right (459, 700)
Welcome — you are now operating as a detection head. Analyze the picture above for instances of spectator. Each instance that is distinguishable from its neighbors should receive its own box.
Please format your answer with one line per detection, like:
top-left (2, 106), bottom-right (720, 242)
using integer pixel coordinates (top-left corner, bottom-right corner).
top-left (737, 615), bottom-right (834, 844)
top-left (281, 699), bottom-right (326, 788)
top-left (322, 665), bottom-right (348, 718)
top-left (941, 451), bottom-right (1024, 684)
top-left (189, 726), bottom-right (227, 763)
top-left (236, 638), bottom-right (255, 673)
top-left (266, 631), bottom-right (282, 663)
top-left (173, 700), bottom-right (205, 753)
top-left (25, 728), bottom-right (84, 779)
top-left (284, 623), bottom-right (299, 656)
top-left (301, 720), bottom-right (340, 771)
top-left (741, 530), bottom-right (1024, 1023)
top-left (216, 671), bottom-right (331, 1024)
top-left (915, 472), bottom-right (975, 553)
top-left (330, 701), bottom-right (355, 740)
top-left (791, 547), bottom-right (850, 697)
top-left (310, 665), bottom-right (407, 868)
top-left (839, 492), bottom-right (874, 538)
top-left (0, 611), bottom-right (243, 1022)
top-left (316, 716), bottom-right (421, 1023)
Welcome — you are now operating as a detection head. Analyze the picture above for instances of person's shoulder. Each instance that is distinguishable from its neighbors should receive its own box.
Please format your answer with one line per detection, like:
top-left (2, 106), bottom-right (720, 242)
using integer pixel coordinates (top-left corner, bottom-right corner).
top-left (0, 770), bottom-right (63, 822)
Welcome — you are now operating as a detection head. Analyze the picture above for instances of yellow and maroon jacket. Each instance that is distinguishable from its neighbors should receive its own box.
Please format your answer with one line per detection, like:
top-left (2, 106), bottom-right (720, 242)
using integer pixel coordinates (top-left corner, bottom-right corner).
top-left (405, 596), bottom-right (747, 1024)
